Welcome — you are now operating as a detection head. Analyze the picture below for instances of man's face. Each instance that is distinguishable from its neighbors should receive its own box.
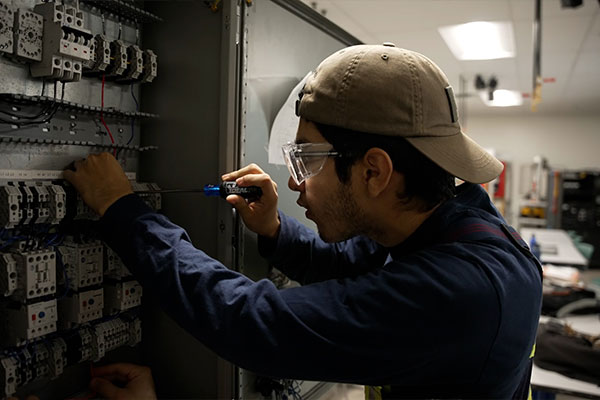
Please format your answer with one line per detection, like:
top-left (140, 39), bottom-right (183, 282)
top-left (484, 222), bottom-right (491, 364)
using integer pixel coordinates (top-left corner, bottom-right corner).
top-left (288, 119), bottom-right (367, 242)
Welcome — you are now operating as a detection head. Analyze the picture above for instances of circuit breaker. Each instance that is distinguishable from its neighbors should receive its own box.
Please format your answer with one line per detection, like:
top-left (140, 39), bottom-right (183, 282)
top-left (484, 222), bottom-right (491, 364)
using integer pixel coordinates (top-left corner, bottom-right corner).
top-left (30, 2), bottom-right (91, 81)
top-left (4, 299), bottom-right (58, 346)
top-left (11, 248), bottom-right (57, 301)
top-left (0, 253), bottom-right (17, 297)
top-left (104, 280), bottom-right (142, 314)
top-left (58, 240), bottom-right (103, 290)
top-left (58, 287), bottom-right (103, 328)
top-left (104, 246), bottom-right (131, 280)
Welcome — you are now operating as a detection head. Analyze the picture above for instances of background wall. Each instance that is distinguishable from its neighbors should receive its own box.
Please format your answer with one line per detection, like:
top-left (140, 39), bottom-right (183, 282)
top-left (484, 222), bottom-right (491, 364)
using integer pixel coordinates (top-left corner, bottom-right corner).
top-left (465, 113), bottom-right (600, 226)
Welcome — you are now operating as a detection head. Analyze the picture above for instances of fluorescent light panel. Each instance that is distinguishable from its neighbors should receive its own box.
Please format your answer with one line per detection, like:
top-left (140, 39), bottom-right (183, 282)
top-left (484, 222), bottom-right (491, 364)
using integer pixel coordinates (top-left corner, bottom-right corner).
top-left (480, 90), bottom-right (523, 107)
top-left (439, 21), bottom-right (516, 60)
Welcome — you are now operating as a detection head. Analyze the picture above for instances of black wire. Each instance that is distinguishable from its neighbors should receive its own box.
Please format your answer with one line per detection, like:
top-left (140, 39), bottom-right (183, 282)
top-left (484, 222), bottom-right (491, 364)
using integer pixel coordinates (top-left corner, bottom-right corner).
top-left (0, 81), bottom-right (64, 127)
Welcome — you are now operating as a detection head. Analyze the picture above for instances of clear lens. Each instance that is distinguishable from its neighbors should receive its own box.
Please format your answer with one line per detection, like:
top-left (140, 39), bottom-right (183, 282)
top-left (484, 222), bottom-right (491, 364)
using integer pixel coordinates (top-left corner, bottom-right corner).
top-left (282, 142), bottom-right (337, 185)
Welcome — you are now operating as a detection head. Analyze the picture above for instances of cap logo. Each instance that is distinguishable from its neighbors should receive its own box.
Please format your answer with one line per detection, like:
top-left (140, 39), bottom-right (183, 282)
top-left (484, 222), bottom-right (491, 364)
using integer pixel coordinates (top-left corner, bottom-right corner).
top-left (445, 86), bottom-right (458, 123)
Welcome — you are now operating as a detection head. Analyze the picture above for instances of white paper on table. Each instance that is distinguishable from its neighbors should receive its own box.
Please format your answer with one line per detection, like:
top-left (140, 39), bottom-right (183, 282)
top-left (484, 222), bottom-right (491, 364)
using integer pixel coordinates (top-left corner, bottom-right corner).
top-left (268, 72), bottom-right (313, 165)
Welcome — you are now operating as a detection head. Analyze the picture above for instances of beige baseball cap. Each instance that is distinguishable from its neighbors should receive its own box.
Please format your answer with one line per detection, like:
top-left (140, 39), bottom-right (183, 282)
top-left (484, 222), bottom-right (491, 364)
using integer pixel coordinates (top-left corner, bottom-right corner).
top-left (297, 43), bottom-right (503, 184)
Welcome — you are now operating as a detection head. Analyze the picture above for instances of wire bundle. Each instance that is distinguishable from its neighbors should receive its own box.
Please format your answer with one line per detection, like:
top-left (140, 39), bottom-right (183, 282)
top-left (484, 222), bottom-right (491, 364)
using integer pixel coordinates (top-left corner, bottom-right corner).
top-left (0, 82), bottom-right (64, 127)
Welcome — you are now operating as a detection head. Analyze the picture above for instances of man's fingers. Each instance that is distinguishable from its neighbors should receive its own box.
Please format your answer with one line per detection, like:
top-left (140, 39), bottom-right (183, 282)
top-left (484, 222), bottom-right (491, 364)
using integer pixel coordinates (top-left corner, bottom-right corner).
top-left (90, 377), bottom-right (120, 398)
top-left (73, 159), bottom-right (84, 170)
top-left (62, 169), bottom-right (75, 183)
top-left (92, 362), bottom-right (138, 381)
top-left (235, 174), bottom-right (277, 199)
top-left (226, 195), bottom-right (251, 216)
top-left (222, 163), bottom-right (264, 181)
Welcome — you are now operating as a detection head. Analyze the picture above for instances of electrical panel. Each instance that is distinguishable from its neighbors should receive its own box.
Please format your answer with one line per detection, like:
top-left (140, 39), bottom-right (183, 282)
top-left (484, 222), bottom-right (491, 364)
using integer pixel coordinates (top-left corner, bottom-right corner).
top-left (0, 174), bottom-right (154, 396)
top-left (0, 0), bottom-right (260, 397)
top-left (0, 0), bottom-right (165, 394)
top-left (551, 170), bottom-right (600, 267)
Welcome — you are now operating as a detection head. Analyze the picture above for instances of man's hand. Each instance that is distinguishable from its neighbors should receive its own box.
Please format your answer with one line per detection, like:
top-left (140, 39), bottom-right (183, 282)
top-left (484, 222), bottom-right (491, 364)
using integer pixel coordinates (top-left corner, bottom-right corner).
top-left (222, 163), bottom-right (280, 239)
top-left (63, 153), bottom-right (133, 217)
top-left (90, 363), bottom-right (156, 400)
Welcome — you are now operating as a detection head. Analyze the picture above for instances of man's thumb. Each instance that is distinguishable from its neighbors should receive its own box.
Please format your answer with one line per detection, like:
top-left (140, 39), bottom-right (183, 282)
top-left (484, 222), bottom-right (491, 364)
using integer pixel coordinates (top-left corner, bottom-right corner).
top-left (90, 377), bottom-right (119, 398)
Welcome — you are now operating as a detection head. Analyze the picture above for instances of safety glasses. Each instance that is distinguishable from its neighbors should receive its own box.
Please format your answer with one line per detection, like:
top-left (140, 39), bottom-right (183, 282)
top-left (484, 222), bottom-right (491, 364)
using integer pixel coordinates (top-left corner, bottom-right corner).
top-left (282, 142), bottom-right (340, 185)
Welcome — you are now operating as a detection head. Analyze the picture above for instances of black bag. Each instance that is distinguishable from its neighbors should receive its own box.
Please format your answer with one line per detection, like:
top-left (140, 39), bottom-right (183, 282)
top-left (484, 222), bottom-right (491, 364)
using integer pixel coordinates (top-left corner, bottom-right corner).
top-left (534, 320), bottom-right (600, 384)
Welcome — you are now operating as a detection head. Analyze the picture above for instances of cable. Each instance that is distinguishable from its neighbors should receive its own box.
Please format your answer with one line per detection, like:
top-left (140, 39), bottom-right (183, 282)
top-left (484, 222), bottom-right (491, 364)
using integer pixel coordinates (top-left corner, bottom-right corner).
top-left (116, 83), bottom-right (139, 159)
top-left (128, 83), bottom-right (139, 145)
top-left (100, 74), bottom-right (116, 156)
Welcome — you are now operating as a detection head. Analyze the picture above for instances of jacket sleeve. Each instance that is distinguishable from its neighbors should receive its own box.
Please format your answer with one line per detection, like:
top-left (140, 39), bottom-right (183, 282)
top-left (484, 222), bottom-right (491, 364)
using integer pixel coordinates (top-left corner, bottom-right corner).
top-left (98, 195), bottom-right (501, 385)
top-left (257, 211), bottom-right (389, 284)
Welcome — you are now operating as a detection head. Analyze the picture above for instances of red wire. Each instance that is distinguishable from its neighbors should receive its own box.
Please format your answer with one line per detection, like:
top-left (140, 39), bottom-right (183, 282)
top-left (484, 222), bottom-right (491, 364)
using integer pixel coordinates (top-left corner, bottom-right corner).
top-left (100, 74), bottom-right (116, 156)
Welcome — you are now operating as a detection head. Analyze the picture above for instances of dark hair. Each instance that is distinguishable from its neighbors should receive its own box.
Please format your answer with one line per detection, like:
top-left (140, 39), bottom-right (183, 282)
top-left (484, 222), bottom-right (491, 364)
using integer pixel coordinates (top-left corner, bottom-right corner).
top-left (314, 122), bottom-right (456, 211)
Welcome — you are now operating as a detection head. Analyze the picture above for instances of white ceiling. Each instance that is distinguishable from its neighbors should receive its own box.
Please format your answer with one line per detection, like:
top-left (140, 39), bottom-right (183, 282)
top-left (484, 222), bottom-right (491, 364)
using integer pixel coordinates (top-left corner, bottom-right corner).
top-left (300, 0), bottom-right (600, 117)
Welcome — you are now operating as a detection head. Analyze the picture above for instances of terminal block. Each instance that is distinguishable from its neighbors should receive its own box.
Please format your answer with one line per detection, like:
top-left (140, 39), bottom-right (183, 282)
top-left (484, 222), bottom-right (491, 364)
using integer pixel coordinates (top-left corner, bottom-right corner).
top-left (92, 316), bottom-right (141, 360)
top-left (141, 49), bottom-right (157, 83)
top-left (74, 194), bottom-right (98, 220)
top-left (83, 34), bottom-right (110, 72)
top-left (0, 185), bottom-right (22, 229)
top-left (0, 355), bottom-right (19, 397)
top-left (0, 253), bottom-right (18, 297)
top-left (128, 317), bottom-right (142, 346)
top-left (11, 248), bottom-right (56, 301)
top-left (0, 2), bottom-right (14, 55)
top-left (59, 288), bottom-right (104, 328)
top-left (3, 299), bottom-right (57, 346)
top-left (107, 39), bottom-right (128, 77)
top-left (13, 8), bottom-right (43, 62)
top-left (58, 240), bottom-right (103, 290)
top-left (27, 343), bottom-right (52, 381)
top-left (46, 184), bottom-right (67, 224)
top-left (131, 182), bottom-right (161, 211)
top-left (17, 185), bottom-right (34, 225)
top-left (104, 246), bottom-right (131, 280)
top-left (63, 327), bottom-right (94, 366)
top-left (119, 44), bottom-right (144, 81)
top-left (0, 182), bottom-right (66, 228)
top-left (30, 2), bottom-right (92, 82)
top-left (0, 337), bottom-right (66, 396)
top-left (104, 280), bottom-right (142, 315)
top-left (48, 338), bottom-right (67, 378)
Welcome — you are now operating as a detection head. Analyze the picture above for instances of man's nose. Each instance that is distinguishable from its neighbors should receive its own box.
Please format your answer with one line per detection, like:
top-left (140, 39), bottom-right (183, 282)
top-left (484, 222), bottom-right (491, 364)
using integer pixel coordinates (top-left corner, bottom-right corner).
top-left (288, 176), bottom-right (305, 192)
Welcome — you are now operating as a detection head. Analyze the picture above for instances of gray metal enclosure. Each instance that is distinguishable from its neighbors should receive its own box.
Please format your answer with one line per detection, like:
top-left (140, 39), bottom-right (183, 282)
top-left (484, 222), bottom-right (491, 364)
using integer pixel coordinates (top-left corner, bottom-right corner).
top-left (0, 0), bottom-right (358, 398)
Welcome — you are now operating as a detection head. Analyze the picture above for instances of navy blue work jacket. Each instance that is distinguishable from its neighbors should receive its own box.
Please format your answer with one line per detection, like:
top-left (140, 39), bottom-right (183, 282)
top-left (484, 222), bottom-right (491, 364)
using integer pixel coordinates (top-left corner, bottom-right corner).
top-left (100, 182), bottom-right (542, 398)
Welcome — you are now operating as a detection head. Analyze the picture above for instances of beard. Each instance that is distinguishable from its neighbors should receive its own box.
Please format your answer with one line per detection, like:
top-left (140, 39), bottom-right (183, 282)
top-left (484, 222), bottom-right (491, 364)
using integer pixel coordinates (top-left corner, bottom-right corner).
top-left (316, 181), bottom-right (369, 243)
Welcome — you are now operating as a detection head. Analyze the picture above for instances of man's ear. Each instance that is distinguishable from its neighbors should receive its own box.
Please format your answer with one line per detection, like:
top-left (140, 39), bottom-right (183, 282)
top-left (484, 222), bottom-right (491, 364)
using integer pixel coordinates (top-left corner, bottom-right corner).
top-left (360, 148), bottom-right (394, 197)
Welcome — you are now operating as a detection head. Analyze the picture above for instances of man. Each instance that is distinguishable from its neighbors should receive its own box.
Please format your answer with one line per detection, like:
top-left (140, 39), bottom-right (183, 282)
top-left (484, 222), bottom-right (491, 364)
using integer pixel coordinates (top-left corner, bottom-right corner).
top-left (65, 44), bottom-right (542, 398)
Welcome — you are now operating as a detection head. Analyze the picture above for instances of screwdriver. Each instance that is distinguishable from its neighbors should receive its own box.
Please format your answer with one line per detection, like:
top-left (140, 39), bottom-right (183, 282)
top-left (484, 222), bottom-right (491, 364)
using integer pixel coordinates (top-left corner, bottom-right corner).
top-left (134, 181), bottom-right (263, 200)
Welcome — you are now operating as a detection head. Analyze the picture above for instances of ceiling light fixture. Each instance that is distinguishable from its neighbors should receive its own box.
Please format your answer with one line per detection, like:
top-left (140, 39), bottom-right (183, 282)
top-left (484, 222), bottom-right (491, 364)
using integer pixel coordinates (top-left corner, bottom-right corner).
top-left (439, 21), bottom-right (516, 60)
top-left (479, 90), bottom-right (523, 107)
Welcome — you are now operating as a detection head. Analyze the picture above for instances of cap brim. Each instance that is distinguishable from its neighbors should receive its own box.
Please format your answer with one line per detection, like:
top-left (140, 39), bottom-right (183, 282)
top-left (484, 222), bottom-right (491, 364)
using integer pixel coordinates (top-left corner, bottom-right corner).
top-left (405, 132), bottom-right (504, 184)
